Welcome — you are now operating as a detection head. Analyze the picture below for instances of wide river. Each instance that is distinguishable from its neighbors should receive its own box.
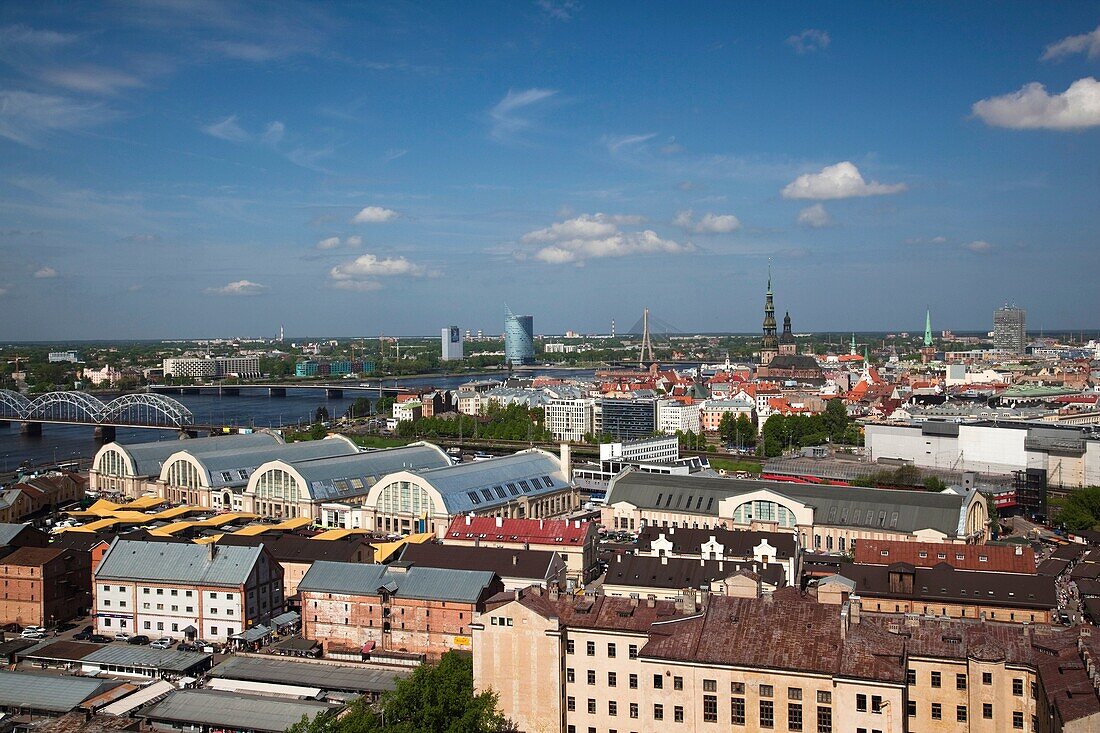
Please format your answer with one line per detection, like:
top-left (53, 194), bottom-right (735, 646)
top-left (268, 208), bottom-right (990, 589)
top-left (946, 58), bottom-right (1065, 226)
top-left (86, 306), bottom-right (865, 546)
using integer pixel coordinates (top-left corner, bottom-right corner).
top-left (0, 369), bottom-right (598, 471)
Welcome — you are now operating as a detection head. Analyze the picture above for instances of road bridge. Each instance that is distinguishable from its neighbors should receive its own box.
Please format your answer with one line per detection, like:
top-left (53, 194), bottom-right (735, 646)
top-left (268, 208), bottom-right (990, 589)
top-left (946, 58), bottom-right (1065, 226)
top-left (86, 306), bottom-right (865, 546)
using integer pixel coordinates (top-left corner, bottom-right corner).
top-left (0, 389), bottom-right (196, 441)
top-left (149, 382), bottom-right (410, 399)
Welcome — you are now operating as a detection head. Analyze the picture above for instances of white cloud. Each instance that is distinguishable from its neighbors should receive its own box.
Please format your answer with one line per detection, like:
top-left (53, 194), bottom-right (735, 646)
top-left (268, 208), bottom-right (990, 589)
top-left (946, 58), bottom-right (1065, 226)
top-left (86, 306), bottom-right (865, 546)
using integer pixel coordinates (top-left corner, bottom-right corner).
top-left (39, 66), bottom-right (143, 96)
top-left (351, 206), bottom-right (399, 224)
top-left (0, 90), bottom-right (114, 147)
top-left (260, 121), bottom-right (285, 145)
top-left (674, 209), bottom-right (741, 234)
top-left (206, 279), bottom-right (267, 295)
top-left (797, 203), bottom-right (832, 228)
top-left (786, 29), bottom-right (830, 54)
top-left (202, 115), bottom-right (249, 142)
top-left (905, 235), bottom-right (948, 245)
top-left (346, 235), bottom-right (362, 247)
top-left (605, 132), bottom-right (657, 152)
top-left (33, 266), bottom-right (57, 279)
top-left (0, 24), bottom-right (77, 48)
top-left (931, 235), bottom-right (947, 244)
top-left (317, 236), bottom-right (341, 250)
top-left (382, 148), bottom-right (408, 161)
top-left (972, 77), bottom-right (1100, 130)
top-left (0, 286), bottom-right (7, 296)
top-left (781, 161), bottom-right (907, 200)
top-left (1042, 25), bottom-right (1100, 61)
top-left (963, 240), bottom-right (993, 254)
top-left (520, 213), bottom-right (691, 264)
top-left (330, 253), bottom-right (426, 291)
top-left (489, 88), bottom-right (557, 141)
top-left (205, 40), bottom-right (281, 62)
top-left (537, 0), bottom-right (581, 20)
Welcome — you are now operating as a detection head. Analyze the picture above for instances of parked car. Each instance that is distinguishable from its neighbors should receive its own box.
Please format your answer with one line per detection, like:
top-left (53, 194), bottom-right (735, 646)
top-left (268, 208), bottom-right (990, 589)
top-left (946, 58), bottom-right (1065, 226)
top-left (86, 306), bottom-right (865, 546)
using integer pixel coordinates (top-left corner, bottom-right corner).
top-left (113, 632), bottom-right (131, 642)
top-left (73, 626), bottom-right (94, 640)
top-left (89, 634), bottom-right (112, 644)
top-left (20, 629), bottom-right (47, 639)
top-left (150, 637), bottom-right (174, 649)
top-left (127, 635), bottom-right (151, 645)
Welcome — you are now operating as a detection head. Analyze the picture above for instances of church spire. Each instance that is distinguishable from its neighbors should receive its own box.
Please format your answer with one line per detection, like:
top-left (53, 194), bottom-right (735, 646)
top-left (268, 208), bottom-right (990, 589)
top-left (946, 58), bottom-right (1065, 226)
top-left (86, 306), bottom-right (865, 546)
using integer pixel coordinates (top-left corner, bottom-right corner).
top-left (924, 309), bottom-right (933, 347)
top-left (760, 261), bottom-right (778, 366)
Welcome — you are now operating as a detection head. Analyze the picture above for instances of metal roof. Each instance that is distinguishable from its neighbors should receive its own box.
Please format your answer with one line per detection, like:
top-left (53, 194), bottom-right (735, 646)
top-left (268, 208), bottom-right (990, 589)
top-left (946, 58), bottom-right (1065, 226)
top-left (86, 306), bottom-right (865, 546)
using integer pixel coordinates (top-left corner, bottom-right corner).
top-left (606, 470), bottom-right (973, 537)
top-left (209, 654), bottom-right (405, 693)
top-left (0, 522), bottom-right (36, 546)
top-left (81, 644), bottom-right (212, 673)
top-left (298, 560), bottom-right (497, 603)
top-left (287, 442), bottom-right (451, 501)
top-left (139, 689), bottom-right (339, 733)
top-left (95, 538), bottom-right (263, 586)
top-left (172, 437), bottom-right (358, 488)
top-left (109, 432), bottom-right (282, 477)
top-left (0, 670), bottom-right (121, 712)
top-left (408, 449), bottom-right (568, 514)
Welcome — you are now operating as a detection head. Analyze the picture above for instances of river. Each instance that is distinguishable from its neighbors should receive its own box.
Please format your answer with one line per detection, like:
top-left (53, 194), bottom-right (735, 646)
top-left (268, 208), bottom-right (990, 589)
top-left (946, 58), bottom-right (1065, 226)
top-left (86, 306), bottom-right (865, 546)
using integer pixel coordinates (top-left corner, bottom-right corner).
top-left (0, 369), bottom-right (598, 470)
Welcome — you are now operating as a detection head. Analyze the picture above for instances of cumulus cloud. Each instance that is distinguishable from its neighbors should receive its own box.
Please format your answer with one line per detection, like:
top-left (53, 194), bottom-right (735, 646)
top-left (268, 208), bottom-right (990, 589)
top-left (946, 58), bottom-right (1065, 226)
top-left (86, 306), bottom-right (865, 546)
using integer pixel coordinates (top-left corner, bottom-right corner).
top-left (797, 203), bottom-right (832, 228)
top-left (972, 77), bottom-right (1100, 130)
top-left (786, 29), bottom-right (830, 54)
top-left (489, 88), bottom-right (557, 142)
top-left (351, 206), bottom-right (399, 224)
top-left (963, 240), bottom-right (993, 254)
top-left (781, 161), bottom-right (907, 200)
top-left (1042, 25), bottom-right (1100, 61)
top-left (317, 235), bottom-right (362, 249)
top-left (0, 90), bottom-right (114, 147)
top-left (202, 115), bottom-right (249, 142)
top-left (33, 266), bottom-right (57, 279)
top-left (330, 253), bottom-right (426, 291)
top-left (674, 210), bottom-right (741, 234)
top-left (346, 235), bottom-right (362, 247)
top-left (206, 279), bottom-right (267, 295)
top-left (519, 213), bottom-right (691, 264)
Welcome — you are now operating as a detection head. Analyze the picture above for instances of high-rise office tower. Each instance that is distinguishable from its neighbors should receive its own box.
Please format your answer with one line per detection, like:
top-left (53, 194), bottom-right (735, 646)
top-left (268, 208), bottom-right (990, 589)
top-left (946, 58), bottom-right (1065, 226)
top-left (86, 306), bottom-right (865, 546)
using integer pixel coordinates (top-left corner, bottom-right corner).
top-left (504, 307), bottom-right (534, 366)
top-left (993, 305), bottom-right (1027, 353)
top-left (441, 326), bottom-right (464, 361)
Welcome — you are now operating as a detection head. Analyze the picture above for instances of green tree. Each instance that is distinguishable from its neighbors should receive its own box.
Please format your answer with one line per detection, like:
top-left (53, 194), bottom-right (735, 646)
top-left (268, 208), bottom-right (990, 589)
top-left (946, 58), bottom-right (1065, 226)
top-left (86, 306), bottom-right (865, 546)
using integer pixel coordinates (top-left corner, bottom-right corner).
top-left (286, 651), bottom-right (513, 733)
top-left (315, 405), bottom-right (330, 423)
top-left (1052, 487), bottom-right (1100, 531)
top-left (822, 398), bottom-right (848, 439)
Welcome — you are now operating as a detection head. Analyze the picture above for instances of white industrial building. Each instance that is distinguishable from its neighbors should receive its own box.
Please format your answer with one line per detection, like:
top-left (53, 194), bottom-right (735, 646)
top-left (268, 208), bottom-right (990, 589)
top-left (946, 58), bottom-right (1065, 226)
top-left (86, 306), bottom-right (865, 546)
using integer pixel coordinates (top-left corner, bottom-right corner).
top-left (865, 421), bottom-right (1100, 488)
top-left (441, 326), bottom-right (464, 361)
top-left (545, 397), bottom-right (596, 442)
top-left (656, 399), bottom-right (701, 434)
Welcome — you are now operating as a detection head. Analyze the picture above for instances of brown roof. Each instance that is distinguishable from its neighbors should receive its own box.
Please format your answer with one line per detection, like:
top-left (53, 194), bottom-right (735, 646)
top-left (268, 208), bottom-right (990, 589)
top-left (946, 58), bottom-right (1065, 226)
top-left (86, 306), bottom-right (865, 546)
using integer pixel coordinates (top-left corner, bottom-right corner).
top-left (398, 542), bottom-right (563, 581)
top-left (603, 554), bottom-right (786, 590)
top-left (20, 640), bottom-right (100, 662)
top-left (0, 546), bottom-right (67, 567)
top-left (854, 539), bottom-right (1037, 573)
top-left (216, 533), bottom-right (372, 563)
top-left (843, 562), bottom-right (1057, 611)
top-left (636, 526), bottom-right (797, 560)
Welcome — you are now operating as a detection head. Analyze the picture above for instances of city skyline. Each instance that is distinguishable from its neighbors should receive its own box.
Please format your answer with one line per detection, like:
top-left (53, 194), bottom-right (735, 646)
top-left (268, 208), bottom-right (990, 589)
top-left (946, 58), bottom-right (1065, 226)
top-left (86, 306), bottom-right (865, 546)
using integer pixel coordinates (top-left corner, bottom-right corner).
top-left (1, 3), bottom-right (1099, 339)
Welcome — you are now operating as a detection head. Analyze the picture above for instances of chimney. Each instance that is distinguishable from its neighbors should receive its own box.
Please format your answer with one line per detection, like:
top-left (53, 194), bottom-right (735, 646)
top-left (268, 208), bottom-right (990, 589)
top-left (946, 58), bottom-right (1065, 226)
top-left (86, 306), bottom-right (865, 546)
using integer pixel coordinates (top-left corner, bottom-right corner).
top-left (465, 514), bottom-right (472, 526)
top-left (630, 594), bottom-right (639, 607)
top-left (616, 554), bottom-right (622, 563)
top-left (646, 595), bottom-right (656, 608)
top-left (512, 554), bottom-right (518, 566)
top-left (549, 586), bottom-right (560, 601)
top-left (539, 519), bottom-right (545, 530)
top-left (514, 588), bottom-right (521, 600)
top-left (840, 603), bottom-right (850, 639)
top-left (560, 443), bottom-right (571, 482)
top-left (495, 516), bottom-right (503, 528)
top-left (850, 596), bottom-right (861, 624)
top-left (208, 543), bottom-right (216, 561)
top-left (661, 555), bottom-right (668, 565)
top-left (574, 520), bottom-right (580, 529)
top-left (1015, 545), bottom-right (1023, 556)
top-left (669, 526), bottom-right (675, 535)
top-left (699, 558), bottom-right (705, 567)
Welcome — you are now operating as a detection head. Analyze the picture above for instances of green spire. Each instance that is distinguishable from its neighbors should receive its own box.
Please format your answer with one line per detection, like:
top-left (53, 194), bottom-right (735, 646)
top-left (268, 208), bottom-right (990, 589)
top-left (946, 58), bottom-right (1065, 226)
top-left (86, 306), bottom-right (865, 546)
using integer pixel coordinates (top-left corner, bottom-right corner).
top-left (863, 344), bottom-right (869, 363)
top-left (766, 259), bottom-right (772, 295)
top-left (850, 333), bottom-right (856, 354)
top-left (924, 309), bottom-right (933, 347)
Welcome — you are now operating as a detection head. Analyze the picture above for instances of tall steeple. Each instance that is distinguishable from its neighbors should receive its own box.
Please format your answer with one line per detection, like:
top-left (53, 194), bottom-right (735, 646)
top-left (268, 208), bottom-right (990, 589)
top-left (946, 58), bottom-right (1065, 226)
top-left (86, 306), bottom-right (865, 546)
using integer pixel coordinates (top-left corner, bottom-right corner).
top-left (924, 309), bottom-right (933, 347)
top-left (779, 311), bottom-right (796, 354)
top-left (850, 333), bottom-right (857, 356)
top-left (760, 261), bottom-right (778, 365)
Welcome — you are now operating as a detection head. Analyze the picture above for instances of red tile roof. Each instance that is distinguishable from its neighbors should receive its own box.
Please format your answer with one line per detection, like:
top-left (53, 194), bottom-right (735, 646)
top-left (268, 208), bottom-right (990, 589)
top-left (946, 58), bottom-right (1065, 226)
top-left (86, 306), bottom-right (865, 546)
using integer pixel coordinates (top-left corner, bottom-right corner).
top-left (853, 540), bottom-right (1037, 573)
top-left (445, 516), bottom-right (593, 546)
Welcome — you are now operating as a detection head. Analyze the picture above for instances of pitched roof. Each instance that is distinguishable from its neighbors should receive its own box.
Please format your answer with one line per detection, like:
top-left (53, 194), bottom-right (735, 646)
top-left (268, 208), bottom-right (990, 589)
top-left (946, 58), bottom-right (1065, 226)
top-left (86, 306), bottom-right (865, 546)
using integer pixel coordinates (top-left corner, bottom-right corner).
top-left (841, 563), bottom-right (1057, 610)
top-left (0, 522), bottom-right (45, 546)
top-left (854, 539), bottom-right (1037, 573)
top-left (169, 437), bottom-right (358, 488)
top-left (0, 670), bottom-right (123, 713)
top-left (399, 542), bottom-right (563, 581)
top-left (139, 689), bottom-right (338, 733)
top-left (0, 546), bottom-right (69, 566)
top-left (297, 560), bottom-right (498, 604)
top-left (408, 449), bottom-right (568, 515)
top-left (603, 553), bottom-right (785, 590)
top-left (284, 442), bottom-right (451, 502)
top-left (216, 533), bottom-right (372, 563)
top-left (445, 515), bottom-right (593, 547)
top-left (107, 432), bottom-right (282, 477)
top-left (95, 539), bottom-right (263, 586)
top-left (636, 525), bottom-right (797, 560)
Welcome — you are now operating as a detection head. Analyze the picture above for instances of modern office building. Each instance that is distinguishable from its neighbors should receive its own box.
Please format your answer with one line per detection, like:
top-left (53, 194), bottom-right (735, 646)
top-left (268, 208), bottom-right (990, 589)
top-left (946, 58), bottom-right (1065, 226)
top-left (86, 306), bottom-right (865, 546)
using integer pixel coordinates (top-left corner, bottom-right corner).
top-left (504, 307), bottom-right (534, 366)
top-left (545, 397), bottom-right (596, 442)
top-left (47, 350), bottom-right (80, 363)
top-left (162, 356), bottom-right (261, 380)
top-left (994, 305), bottom-right (1027, 353)
top-left (441, 326), bottom-right (464, 361)
top-left (599, 397), bottom-right (658, 440)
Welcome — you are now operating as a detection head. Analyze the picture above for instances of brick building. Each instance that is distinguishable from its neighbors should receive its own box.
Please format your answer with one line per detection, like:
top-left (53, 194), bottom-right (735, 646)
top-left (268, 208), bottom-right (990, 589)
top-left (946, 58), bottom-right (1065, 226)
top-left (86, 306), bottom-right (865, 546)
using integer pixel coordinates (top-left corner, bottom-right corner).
top-left (442, 515), bottom-right (599, 584)
top-left (0, 546), bottom-right (92, 627)
top-left (0, 472), bottom-right (85, 524)
top-left (854, 539), bottom-right (1038, 574)
top-left (215, 532), bottom-right (374, 600)
top-left (298, 560), bottom-right (502, 660)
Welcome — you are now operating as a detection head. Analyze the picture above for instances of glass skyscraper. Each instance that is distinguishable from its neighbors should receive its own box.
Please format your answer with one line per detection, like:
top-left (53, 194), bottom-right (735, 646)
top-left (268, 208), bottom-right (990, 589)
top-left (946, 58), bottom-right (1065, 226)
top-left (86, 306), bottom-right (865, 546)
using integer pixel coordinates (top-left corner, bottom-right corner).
top-left (504, 307), bottom-right (534, 366)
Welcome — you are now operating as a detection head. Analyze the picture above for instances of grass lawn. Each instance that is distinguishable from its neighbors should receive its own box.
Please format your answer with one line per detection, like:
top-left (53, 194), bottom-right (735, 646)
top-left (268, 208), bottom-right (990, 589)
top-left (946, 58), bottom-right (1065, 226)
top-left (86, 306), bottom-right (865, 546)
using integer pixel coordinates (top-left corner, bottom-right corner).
top-left (708, 456), bottom-right (763, 474)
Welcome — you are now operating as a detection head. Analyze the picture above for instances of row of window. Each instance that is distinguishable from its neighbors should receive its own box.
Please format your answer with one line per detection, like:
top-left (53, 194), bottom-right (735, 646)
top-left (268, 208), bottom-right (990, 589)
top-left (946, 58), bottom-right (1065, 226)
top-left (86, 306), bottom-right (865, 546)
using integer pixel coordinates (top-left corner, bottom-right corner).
top-left (566, 697), bottom-right (830, 731)
top-left (465, 476), bottom-right (557, 505)
top-left (567, 639), bottom-right (638, 659)
top-left (101, 586), bottom-right (237, 601)
top-left (908, 669), bottom-right (1031, 696)
top-left (907, 701), bottom-right (1029, 728)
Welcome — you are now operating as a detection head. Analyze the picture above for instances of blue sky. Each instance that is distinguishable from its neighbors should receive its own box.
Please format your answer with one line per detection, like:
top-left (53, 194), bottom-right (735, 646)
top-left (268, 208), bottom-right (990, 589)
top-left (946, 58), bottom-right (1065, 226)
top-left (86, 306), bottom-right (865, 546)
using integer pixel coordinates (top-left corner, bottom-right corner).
top-left (1, 1), bottom-right (1099, 340)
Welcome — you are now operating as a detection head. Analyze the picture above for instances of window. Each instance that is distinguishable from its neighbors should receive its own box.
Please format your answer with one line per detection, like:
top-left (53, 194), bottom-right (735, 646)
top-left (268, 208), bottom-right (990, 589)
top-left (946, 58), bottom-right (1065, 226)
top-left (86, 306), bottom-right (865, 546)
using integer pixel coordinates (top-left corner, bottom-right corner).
top-left (788, 687), bottom-right (802, 700)
top-left (871, 696), bottom-right (881, 713)
top-left (957, 705), bottom-right (968, 722)
top-left (788, 703), bottom-right (803, 731)
top-left (654, 704), bottom-right (664, 721)
top-left (1013, 711), bottom-right (1024, 729)
top-left (586, 641), bottom-right (595, 656)
top-left (907, 701), bottom-right (916, 717)
top-left (629, 644), bottom-right (638, 659)
top-left (957, 673), bottom-right (967, 690)
top-left (567, 640), bottom-right (574, 655)
top-left (816, 691), bottom-right (831, 705)
top-left (816, 706), bottom-right (832, 733)
top-left (931, 703), bottom-right (942, 720)
top-left (467, 491), bottom-right (481, 505)
top-left (1013, 678), bottom-right (1024, 696)
top-left (629, 674), bottom-right (638, 689)
top-left (983, 703), bottom-right (992, 719)
top-left (567, 696), bottom-right (575, 712)
top-left (856, 695), bottom-right (867, 713)
top-left (703, 695), bottom-right (718, 723)
top-left (209, 592), bottom-right (216, 599)
top-left (674, 706), bottom-right (684, 723)
top-left (732, 682), bottom-right (745, 694)
top-left (608, 701), bottom-right (617, 716)
top-left (674, 676), bottom-right (683, 691)
top-left (143, 621), bottom-right (151, 630)
top-left (587, 699), bottom-right (596, 714)
top-left (587, 669), bottom-right (595, 685)
top-left (653, 674), bottom-right (664, 690)
top-left (731, 697), bottom-right (745, 725)
top-left (982, 672), bottom-right (992, 685)
top-left (607, 642), bottom-right (616, 658)
top-left (930, 671), bottom-right (941, 688)
top-left (906, 669), bottom-right (915, 686)
top-left (629, 703), bottom-right (638, 719)
top-left (760, 700), bottom-right (774, 729)
top-left (566, 668), bottom-right (575, 683)
top-left (608, 672), bottom-right (616, 687)
top-left (760, 684), bottom-right (774, 698)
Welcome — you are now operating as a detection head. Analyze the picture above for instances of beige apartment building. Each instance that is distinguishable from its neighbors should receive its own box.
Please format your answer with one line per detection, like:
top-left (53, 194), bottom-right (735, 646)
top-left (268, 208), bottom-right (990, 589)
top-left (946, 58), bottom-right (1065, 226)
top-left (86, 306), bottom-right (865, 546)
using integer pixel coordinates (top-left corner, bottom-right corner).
top-left (474, 586), bottom-right (1099, 733)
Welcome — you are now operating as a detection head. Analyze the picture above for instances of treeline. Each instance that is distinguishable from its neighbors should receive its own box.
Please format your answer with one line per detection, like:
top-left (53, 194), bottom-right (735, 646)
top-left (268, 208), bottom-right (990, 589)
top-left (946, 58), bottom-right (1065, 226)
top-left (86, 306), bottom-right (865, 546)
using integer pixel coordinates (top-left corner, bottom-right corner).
top-left (758, 399), bottom-right (862, 458)
top-left (396, 403), bottom-right (551, 442)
